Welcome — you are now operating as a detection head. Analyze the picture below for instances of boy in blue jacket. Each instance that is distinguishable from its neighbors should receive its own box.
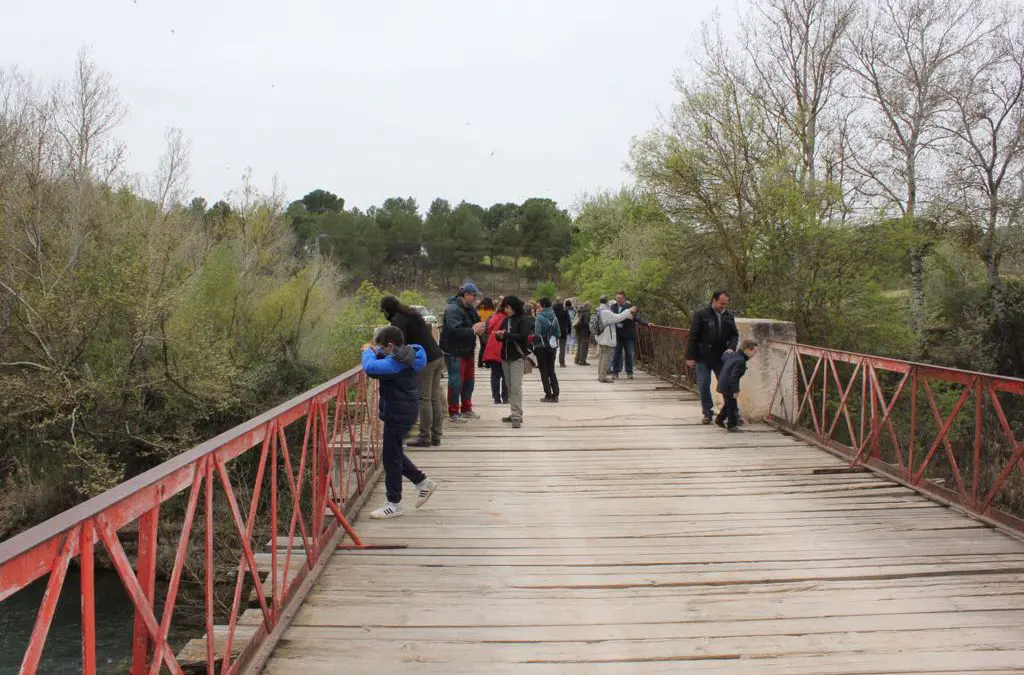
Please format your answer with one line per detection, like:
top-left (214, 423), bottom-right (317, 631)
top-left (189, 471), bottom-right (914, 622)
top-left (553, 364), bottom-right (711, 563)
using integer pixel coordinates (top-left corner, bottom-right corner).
top-left (716, 340), bottom-right (759, 431)
top-left (361, 326), bottom-right (440, 519)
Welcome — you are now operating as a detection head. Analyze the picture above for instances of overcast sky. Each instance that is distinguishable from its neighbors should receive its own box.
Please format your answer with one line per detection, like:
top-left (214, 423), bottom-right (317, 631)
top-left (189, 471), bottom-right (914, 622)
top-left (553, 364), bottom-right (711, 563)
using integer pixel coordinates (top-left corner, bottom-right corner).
top-left (2, 0), bottom-right (743, 211)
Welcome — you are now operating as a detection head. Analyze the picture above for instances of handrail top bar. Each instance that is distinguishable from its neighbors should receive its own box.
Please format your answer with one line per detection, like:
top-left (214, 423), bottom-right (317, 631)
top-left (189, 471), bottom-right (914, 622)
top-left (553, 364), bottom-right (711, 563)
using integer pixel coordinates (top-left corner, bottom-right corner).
top-left (766, 340), bottom-right (1024, 388)
top-left (0, 365), bottom-right (365, 567)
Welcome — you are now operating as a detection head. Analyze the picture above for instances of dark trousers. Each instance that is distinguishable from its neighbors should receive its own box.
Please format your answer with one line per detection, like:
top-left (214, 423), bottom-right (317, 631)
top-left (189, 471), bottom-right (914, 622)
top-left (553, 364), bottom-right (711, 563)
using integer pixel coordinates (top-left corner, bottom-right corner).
top-left (477, 336), bottom-right (487, 368)
top-left (611, 338), bottom-right (636, 375)
top-left (445, 354), bottom-right (475, 415)
top-left (536, 347), bottom-right (559, 397)
top-left (382, 422), bottom-right (426, 504)
top-left (558, 337), bottom-right (568, 366)
top-left (575, 336), bottom-right (590, 364)
top-left (716, 393), bottom-right (739, 428)
top-left (489, 362), bottom-right (508, 402)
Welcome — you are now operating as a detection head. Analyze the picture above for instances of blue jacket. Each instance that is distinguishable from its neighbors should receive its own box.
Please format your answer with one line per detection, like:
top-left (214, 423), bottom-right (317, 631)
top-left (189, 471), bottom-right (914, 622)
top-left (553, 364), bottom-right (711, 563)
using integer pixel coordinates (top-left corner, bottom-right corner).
top-left (361, 344), bottom-right (427, 426)
top-left (717, 350), bottom-right (749, 395)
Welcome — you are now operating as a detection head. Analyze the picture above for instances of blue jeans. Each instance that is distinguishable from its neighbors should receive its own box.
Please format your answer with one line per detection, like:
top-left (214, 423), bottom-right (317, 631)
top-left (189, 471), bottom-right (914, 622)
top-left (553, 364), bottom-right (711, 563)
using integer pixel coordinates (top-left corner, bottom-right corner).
top-left (610, 338), bottom-right (636, 375)
top-left (696, 362), bottom-right (722, 417)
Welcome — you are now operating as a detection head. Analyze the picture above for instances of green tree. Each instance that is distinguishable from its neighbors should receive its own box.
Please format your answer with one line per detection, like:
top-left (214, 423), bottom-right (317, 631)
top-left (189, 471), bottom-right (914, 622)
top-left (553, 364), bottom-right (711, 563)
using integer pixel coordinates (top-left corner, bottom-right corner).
top-left (371, 196), bottom-right (424, 286)
top-left (300, 188), bottom-right (343, 214)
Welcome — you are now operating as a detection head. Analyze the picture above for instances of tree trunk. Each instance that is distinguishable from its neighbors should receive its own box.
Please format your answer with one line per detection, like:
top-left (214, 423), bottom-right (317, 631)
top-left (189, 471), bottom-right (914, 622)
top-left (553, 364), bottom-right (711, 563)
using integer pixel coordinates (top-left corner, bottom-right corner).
top-left (909, 248), bottom-right (926, 356)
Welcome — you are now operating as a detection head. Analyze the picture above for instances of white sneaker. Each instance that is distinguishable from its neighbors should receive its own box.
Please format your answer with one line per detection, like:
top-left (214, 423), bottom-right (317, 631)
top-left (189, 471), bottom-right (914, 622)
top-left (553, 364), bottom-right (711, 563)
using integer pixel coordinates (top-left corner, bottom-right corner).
top-left (448, 414), bottom-right (468, 424)
top-left (460, 410), bottom-right (481, 420)
top-left (369, 501), bottom-right (404, 519)
top-left (415, 477), bottom-right (439, 508)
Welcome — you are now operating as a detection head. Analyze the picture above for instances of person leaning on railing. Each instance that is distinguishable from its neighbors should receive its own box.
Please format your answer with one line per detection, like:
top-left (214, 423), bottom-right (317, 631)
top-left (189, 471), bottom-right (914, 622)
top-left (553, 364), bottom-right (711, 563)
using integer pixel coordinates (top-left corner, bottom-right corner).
top-left (360, 327), bottom-right (440, 519)
top-left (380, 295), bottom-right (446, 448)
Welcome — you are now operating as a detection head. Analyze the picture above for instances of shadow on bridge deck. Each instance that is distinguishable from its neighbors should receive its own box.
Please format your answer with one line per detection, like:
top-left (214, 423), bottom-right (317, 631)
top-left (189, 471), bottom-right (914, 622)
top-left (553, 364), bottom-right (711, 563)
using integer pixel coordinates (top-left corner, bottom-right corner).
top-left (260, 366), bottom-right (1024, 674)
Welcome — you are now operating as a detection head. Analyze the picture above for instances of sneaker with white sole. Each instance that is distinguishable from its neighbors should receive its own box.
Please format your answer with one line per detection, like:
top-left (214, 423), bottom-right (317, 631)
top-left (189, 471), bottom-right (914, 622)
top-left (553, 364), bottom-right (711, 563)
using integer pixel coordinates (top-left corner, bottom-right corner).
top-left (460, 410), bottom-right (481, 420)
top-left (415, 477), bottom-right (439, 508)
top-left (369, 501), bottom-right (404, 519)
top-left (448, 414), bottom-right (468, 424)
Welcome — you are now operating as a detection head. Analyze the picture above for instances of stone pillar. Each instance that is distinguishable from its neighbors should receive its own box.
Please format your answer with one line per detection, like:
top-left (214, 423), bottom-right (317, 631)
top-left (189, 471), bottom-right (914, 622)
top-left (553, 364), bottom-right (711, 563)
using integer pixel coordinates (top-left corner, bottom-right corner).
top-left (714, 318), bottom-right (797, 422)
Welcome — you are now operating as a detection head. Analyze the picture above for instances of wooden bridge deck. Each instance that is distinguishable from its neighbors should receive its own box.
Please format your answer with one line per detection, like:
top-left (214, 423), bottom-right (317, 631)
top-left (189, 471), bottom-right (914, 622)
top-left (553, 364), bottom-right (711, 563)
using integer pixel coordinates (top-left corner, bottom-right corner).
top-left (261, 366), bottom-right (1024, 674)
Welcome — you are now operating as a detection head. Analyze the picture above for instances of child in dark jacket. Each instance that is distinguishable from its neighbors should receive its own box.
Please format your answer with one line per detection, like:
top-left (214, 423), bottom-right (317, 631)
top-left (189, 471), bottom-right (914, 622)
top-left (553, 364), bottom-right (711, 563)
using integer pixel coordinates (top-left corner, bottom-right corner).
top-left (716, 340), bottom-right (759, 431)
top-left (361, 326), bottom-right (439, 519)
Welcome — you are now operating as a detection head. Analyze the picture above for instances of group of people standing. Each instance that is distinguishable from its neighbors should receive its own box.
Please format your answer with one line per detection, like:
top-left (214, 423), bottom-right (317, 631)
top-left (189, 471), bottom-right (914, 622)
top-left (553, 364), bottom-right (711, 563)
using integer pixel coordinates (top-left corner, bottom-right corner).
top-left (363, 284), bottom-right (758, 520)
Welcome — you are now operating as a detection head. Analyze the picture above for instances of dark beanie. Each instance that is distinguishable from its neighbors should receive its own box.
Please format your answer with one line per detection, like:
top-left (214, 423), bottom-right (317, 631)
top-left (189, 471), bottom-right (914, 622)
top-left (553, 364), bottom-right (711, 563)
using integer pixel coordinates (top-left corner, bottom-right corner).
top-left (379, 295), bottom-right (400, 317)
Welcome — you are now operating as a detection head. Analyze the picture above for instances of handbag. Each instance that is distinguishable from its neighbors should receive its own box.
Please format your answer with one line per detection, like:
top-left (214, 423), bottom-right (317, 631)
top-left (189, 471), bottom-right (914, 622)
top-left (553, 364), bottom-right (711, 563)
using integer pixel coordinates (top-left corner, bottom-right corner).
top-left (511, 323), bottom-right (537, 372)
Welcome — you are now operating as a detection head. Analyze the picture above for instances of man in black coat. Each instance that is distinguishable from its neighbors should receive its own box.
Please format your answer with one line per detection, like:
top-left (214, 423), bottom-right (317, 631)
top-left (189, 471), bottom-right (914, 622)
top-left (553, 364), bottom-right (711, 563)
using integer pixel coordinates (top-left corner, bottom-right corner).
top-left (553, 300), bottom-right (571, 367)
top-left (685, 290), bottom-right (740, 424)
top-left (574, 303), bottom-right (592, 365)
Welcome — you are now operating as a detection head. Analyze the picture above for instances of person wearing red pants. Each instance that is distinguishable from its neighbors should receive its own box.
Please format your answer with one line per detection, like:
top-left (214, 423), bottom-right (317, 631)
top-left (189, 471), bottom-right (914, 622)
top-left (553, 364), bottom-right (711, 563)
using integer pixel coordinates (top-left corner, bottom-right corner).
top-left (438, 282), bottom-right (485, 422)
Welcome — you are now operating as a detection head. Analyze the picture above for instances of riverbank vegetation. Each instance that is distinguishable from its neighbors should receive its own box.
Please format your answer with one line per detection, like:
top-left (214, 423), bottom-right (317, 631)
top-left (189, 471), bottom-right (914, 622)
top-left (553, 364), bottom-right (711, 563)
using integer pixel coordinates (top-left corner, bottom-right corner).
top-left (564, 0), bottom-right (1024, 379)
top-left (5, 0), bottom-right (1024, 539)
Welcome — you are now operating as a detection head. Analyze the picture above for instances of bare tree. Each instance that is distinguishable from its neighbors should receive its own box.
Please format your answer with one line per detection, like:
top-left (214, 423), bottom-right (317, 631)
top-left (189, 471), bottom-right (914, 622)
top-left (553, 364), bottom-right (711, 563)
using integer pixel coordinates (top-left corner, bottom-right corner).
top-left (744, 0), bottom-right (857, 185)
top-left (846, 0), bottom-right (993, 350)
top-left (51, 47), bottom-right (127, 182)
top-left (942, 7), bottom-right (1024, 337)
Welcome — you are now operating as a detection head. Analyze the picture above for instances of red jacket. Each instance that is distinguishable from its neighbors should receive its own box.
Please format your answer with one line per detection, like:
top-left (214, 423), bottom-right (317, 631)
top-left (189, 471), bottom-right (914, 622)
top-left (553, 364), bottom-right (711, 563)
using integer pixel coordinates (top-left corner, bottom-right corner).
top-left (482, 311), bottom-right (508, 364)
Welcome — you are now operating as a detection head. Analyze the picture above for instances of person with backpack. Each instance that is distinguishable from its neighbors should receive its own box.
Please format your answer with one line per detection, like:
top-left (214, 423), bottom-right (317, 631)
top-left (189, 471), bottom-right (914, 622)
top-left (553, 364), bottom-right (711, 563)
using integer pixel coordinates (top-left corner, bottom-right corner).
top-left (574, 302), bottom-right (592, 365)
top-left (534, 297), bottom-right (562, 402)
top-left (379, 296), bottom-right (445, 448)
top-left (593, 295), bottom-right (639, 383)
top-left (494, 296), bottom-right (531, 428)
top-left (716, 340), bottom-right (759, 431)
top-left (361, 326), bottom-right (440, 519)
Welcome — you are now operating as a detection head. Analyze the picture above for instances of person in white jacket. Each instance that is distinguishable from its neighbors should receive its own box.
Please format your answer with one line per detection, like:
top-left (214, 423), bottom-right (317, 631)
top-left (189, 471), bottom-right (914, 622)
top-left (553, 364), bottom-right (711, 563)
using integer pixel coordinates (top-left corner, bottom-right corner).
top-left (594, 296), bottom-right (639, 383)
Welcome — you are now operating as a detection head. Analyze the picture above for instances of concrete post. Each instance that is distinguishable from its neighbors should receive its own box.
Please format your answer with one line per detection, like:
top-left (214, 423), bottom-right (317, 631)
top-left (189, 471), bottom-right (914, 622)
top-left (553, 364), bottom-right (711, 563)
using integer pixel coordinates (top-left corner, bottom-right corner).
top-left (718, 318), bottom-right (797, 422)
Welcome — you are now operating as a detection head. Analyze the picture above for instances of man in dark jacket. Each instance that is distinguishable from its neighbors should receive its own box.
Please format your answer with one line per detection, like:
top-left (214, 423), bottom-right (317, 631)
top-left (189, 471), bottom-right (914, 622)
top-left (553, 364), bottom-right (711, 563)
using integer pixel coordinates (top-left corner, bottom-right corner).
top-left (715, 340), bottom-right (758, 431)
top-left (361, 326), bottom-right (439, 519)
top-left (574, 303), bottom-right (592, 365)
top-left (686, 290), bottom-right (740, 424)
top-left (380, 296), bottom-right (445, 448)
top-left (609, 291), bottom-right (648, 379)
top-left (439, 283), bottom-right (485, 422)
top-left (553, 300), bottom-right (571, 367)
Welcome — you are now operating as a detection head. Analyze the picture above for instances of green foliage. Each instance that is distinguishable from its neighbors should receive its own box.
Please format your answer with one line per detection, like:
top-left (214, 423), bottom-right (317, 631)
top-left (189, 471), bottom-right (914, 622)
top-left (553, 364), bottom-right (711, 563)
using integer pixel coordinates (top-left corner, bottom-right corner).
top-left (328, 281), bottom-right (428, 371)
top-left (534, 281), bottom-right (557, 300)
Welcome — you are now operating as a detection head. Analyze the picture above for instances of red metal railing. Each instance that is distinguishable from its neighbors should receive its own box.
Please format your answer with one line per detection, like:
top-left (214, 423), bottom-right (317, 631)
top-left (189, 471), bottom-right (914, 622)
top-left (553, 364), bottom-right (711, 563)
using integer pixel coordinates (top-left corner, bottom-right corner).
top-left (0, 365), bottom-right (382, 675)
top-left (765, 342), bottom-right (1024, 532)
top-left (636, 324), bottom-right (696, 387)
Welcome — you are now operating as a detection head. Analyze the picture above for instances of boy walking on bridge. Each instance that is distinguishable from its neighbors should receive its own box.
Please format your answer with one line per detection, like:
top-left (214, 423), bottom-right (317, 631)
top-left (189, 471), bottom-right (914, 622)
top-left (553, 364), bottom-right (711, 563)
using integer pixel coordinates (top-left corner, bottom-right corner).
top-left (361, 326), bottom-right (440, 519)
top-left (716, 340), bottom-right (758, 431)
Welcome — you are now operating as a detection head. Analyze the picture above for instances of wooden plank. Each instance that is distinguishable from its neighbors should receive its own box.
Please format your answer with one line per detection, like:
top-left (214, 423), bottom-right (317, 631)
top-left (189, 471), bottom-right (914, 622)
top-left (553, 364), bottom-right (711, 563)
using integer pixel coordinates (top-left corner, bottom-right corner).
top-left (259, 365), bottom-right (1024, 674)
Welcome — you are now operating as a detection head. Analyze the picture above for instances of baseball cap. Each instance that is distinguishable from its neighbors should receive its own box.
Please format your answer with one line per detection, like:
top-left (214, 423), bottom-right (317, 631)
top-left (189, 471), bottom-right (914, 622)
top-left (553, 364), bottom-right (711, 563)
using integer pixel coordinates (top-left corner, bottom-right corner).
top-left (459, 282), bottom-right (480, 295)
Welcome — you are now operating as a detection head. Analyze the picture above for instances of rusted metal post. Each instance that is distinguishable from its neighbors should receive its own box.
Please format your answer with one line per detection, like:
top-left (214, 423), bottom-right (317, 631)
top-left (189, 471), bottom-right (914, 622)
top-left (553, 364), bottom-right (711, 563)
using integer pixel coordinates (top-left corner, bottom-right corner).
top-left (131, 506), bottom-right (159, 675)
top-left (81, 521), bottom-right (96, 675)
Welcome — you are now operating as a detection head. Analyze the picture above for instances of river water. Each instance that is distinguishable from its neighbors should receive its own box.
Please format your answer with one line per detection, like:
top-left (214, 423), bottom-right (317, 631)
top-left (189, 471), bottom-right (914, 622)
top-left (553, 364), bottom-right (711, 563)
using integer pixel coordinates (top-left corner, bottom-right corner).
top-left (2, 569), bottom-right (141, 674)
